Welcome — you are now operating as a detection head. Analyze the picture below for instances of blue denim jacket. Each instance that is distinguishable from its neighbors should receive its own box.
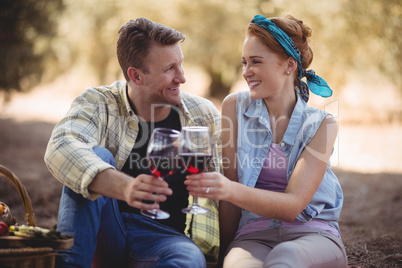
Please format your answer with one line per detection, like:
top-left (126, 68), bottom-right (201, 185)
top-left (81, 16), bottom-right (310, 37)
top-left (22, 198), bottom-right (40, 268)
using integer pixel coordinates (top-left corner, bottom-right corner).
top-left (236, 91), bottom-right (343, 232)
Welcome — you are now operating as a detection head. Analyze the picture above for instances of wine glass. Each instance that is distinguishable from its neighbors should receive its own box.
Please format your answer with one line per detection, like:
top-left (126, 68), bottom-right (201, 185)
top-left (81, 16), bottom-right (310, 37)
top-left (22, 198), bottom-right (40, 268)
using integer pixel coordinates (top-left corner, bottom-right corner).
top-left (141, 127), bottom-right (181, 219)
top-left (179, 126), bottom-right (213, 214)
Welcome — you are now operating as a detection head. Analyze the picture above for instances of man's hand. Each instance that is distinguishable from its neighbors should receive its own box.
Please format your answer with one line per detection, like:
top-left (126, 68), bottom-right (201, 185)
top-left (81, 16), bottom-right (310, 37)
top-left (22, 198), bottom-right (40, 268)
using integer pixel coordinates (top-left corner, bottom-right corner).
top-left (89, 168), bottom-right (172, 210)
top-left (123, 174), bottom-right (173, 210)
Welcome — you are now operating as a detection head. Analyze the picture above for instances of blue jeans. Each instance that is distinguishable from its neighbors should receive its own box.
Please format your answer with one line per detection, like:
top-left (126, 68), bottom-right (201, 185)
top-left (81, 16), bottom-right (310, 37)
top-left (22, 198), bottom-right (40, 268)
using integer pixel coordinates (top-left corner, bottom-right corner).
top-left (56, 146), bottom-right (206, 268)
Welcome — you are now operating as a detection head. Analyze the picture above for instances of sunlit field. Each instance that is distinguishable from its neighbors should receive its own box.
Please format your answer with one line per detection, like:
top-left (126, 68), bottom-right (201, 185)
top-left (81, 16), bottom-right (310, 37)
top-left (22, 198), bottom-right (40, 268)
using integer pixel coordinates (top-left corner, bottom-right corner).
top-left (1, 1), bottom-right (401, 265)
top-left (2, 69), bottom-right (402, 174)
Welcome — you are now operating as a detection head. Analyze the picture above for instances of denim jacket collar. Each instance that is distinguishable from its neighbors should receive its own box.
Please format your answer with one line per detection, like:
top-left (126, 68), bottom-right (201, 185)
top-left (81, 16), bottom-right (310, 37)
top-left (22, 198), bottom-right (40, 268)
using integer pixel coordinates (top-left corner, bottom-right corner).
top-left (243, 94), bottom-right (306, 147)
top-left (283, 94), bottom-right (305, 146)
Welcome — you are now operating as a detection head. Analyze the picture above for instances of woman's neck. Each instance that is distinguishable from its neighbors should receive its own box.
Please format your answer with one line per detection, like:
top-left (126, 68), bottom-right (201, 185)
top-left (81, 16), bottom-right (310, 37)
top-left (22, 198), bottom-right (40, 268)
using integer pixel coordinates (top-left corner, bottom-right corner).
top-left (264, 90), bottom-right (297, 143)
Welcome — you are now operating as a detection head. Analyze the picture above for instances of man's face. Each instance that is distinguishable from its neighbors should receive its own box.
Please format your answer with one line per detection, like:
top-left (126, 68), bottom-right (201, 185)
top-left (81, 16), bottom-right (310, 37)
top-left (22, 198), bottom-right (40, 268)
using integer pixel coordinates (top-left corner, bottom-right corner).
top-left (140, 43), bottom-right (186, 106)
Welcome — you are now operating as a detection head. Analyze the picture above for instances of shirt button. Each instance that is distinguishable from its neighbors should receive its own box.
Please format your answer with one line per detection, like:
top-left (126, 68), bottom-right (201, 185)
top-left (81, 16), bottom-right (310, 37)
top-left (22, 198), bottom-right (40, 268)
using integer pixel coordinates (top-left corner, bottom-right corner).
top-left (280, 141), bottom-right (285, 147)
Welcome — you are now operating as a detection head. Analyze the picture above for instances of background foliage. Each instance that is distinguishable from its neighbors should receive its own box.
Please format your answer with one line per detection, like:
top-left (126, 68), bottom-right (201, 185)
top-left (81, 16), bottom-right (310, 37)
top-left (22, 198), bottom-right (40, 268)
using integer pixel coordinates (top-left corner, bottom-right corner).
top-left (0, 0), bottom-right (64, 100)
top-left (1, 0), bottom-right (401, 106)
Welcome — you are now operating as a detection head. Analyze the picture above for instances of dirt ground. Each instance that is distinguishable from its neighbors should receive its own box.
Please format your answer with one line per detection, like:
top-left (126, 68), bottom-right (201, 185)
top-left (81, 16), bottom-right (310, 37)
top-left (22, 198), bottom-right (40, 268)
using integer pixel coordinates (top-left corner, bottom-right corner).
top-left (0, 117), bottom-right (401, 268)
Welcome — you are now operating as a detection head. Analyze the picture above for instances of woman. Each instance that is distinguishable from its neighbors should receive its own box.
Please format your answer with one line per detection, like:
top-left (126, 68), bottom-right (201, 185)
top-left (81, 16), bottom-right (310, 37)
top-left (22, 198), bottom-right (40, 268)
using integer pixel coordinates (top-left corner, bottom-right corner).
top-left (185, 15), bottom-right (347, 267)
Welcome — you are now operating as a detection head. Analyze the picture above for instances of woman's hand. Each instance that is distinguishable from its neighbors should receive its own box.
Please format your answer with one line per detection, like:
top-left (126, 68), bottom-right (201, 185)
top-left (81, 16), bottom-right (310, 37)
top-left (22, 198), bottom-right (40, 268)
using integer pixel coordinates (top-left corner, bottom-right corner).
top-left (184, 172), bottom-right (232, 201)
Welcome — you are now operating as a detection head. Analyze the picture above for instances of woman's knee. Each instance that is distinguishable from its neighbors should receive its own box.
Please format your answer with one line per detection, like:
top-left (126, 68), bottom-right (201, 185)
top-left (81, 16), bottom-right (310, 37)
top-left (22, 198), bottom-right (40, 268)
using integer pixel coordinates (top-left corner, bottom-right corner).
top-left (224, 245), bottom-right (266, 268)
top-left (264, 241), bottom-right (305, 267)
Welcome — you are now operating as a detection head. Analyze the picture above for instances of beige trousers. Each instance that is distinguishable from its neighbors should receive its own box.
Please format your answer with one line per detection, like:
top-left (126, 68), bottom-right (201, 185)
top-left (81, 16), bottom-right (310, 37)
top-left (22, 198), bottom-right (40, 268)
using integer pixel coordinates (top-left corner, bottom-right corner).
top-left (224, 227), bottom-right (347, 268)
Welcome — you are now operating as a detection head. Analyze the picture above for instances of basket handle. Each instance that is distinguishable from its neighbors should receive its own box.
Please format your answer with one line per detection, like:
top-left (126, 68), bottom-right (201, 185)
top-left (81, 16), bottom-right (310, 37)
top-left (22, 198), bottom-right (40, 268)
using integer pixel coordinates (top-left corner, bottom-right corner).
top-left (0, 165), bottom-right (36, 227)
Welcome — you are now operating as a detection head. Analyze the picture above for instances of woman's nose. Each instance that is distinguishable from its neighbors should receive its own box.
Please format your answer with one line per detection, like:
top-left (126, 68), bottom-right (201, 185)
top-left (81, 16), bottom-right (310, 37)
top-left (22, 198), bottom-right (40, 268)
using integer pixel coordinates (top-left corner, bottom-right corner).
top-left (242, 65), bottom-right (252, 78)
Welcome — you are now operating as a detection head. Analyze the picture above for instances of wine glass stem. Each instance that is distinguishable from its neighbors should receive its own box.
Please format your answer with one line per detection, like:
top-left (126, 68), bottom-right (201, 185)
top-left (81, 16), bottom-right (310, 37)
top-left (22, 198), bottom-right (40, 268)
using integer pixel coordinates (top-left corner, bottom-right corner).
top-left (192, 167), bottom-right (207, 207)
top-left (192, 196), bottom-right (200, 207)
top-left (154, 176), bottom-right (164, 208)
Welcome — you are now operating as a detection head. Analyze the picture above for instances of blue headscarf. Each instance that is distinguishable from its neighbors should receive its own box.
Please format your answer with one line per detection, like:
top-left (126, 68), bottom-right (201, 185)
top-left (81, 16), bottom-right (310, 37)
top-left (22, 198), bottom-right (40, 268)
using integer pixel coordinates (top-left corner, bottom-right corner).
top-left (251, 15), bottom-right (332, 102)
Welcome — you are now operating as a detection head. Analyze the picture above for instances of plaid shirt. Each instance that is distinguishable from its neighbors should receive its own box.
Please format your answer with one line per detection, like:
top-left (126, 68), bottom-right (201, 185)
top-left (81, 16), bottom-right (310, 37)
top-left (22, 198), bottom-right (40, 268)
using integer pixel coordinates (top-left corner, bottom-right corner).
top-left (44, 81), bottom-right (221, 260)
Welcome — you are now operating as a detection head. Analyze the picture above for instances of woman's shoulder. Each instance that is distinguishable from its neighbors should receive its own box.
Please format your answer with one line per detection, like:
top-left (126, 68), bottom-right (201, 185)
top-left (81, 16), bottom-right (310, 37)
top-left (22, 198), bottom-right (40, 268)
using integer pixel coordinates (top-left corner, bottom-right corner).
top-left (221, 93), bottom-right (238, 119)
top-left (302, 104), bottom-right (332, 124)
top-left (297, 106), bottom-right (337, 143)
top-left (222, 91), bottom-right (254, 111)
top-left (222, 92), bottom-right (238, 107)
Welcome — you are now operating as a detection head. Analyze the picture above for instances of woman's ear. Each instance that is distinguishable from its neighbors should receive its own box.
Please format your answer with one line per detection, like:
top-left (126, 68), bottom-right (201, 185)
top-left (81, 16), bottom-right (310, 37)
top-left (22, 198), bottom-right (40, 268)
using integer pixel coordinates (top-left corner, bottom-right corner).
top-left (286, 57), bottom-right (298, 75)
top-left (127, 67), bottom-right (143, 85)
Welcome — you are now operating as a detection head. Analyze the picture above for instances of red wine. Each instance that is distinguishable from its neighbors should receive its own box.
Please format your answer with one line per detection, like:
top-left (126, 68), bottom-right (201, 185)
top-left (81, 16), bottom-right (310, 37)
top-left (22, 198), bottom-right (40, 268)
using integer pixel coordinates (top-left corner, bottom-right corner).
top-left (179, 153), bottom-right (212, 174)
top-left (148, 156), bottom-right (176, 178)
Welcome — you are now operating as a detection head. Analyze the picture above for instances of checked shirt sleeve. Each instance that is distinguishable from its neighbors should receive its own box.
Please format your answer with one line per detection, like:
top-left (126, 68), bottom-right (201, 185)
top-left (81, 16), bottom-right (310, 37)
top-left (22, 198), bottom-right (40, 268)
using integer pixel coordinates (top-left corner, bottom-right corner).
top-left (44, 88), bottom-right (116, 200)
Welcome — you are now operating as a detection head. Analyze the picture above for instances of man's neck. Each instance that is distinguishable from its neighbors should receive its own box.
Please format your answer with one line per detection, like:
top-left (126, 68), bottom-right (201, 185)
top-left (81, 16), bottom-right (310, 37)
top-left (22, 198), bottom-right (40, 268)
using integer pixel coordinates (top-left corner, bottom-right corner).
top-left (141, 105), bottom-right (172, 122)
top-left (126, 89), bottom-right (171, 122)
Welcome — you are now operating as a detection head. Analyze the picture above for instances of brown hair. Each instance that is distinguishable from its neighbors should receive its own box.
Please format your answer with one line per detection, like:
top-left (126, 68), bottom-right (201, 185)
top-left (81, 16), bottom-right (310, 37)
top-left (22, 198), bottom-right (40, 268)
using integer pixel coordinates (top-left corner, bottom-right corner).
top-left (248, 15), bottom-right (313, 70)
top-left (116, 18), bottom-right (185, 81)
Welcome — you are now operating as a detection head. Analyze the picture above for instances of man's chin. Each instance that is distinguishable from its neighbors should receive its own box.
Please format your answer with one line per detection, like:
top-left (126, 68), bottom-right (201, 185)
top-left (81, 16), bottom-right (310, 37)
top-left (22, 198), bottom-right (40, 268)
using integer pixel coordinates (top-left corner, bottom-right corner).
top-left (167, 94), bottom-right (182, 106)
top-left (153, 97), bottom-right (181, 108)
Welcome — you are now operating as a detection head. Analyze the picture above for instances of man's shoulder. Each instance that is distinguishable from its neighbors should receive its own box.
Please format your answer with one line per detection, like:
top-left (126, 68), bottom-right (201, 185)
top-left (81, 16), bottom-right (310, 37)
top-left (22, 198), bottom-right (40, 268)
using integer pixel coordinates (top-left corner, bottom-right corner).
top-left (181, 91), bottom-right (211, 103)
top-left (85, 81), bottom-right (124, 95)
top-left (180, 91), bottom-right (216, 110)
top-left (78, 81), bottom-right (125, 102)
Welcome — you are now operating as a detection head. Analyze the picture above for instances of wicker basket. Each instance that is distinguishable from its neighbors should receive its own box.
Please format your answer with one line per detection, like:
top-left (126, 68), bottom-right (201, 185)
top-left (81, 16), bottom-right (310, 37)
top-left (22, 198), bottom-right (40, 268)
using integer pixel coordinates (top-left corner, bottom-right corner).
top-left (0, 247), bottom-right (56, 268)
top-left (0, 165), bottom-right (56, 268)
top-left (0, 165), bottom-right (36, 227)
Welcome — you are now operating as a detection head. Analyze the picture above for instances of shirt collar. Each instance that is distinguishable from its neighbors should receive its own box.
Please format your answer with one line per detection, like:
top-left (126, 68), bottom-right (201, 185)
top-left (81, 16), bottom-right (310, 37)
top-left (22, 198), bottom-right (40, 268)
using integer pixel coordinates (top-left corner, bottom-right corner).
top-left (177, 92), bottom-right (198, 127)
top-left (120, 84), bottom-right (193, 126)
top-left (243, 93), bottom-right (306, 146)
top-left (118, 81), bottom-right (136, 117)
top-left (282, 94), bottom-right (305, 146)
top-left (244, 98), bottom-right (269, 122)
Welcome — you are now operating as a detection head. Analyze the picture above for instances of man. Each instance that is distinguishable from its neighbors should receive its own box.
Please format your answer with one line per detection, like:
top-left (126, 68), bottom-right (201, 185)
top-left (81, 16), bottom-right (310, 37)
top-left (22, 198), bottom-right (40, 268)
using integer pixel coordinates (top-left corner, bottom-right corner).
top-left (45, 18), bottom-right (220, 267)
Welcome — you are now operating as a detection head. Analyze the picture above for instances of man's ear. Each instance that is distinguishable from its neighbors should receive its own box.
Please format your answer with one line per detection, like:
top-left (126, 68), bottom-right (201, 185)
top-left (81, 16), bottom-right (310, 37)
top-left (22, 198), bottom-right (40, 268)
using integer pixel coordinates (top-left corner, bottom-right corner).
top-left (127, 67), bottom-right (143, 85)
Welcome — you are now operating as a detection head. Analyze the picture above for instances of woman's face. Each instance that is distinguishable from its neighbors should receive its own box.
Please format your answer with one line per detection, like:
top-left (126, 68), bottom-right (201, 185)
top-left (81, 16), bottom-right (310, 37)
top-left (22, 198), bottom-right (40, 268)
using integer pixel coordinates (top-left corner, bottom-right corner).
top-left (242, 34), bottom-right (289, 100)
